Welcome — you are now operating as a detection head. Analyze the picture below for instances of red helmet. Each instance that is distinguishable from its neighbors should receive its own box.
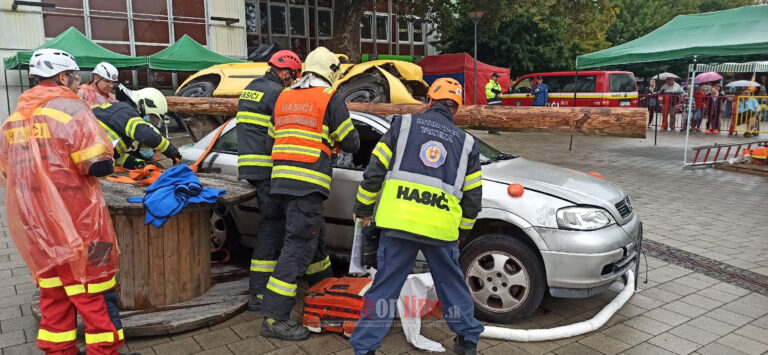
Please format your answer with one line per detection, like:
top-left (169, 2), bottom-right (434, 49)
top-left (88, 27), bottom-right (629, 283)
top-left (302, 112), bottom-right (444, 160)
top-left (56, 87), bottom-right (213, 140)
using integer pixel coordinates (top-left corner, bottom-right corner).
top-left (268, 50), bottom-right (302, 78)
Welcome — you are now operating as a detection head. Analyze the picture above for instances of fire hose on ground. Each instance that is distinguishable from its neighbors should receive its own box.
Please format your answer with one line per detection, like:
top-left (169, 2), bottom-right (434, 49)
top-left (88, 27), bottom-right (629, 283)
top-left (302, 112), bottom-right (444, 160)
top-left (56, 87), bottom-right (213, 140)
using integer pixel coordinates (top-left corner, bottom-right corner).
top-left (479, 270), bottom-right (635, 342)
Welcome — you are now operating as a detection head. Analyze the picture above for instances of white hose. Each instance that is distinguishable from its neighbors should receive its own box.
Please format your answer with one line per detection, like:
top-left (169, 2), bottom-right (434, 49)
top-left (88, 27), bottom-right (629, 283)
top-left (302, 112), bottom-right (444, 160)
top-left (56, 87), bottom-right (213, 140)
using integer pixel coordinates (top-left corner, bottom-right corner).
top-left (480, 270), bottom-right (635, 342)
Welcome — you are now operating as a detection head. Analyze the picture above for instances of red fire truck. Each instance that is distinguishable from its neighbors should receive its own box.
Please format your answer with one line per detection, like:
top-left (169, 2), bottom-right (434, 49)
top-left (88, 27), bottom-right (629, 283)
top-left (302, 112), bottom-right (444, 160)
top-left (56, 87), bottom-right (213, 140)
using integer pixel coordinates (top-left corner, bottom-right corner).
top-left (501, 71), bottom-right (638, 107)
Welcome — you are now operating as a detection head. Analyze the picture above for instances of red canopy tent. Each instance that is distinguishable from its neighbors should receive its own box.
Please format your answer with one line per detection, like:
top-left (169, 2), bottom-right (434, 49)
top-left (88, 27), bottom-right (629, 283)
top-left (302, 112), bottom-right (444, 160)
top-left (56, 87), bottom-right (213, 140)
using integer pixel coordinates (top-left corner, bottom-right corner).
top-left (417, 53), bottom-right (510, 105)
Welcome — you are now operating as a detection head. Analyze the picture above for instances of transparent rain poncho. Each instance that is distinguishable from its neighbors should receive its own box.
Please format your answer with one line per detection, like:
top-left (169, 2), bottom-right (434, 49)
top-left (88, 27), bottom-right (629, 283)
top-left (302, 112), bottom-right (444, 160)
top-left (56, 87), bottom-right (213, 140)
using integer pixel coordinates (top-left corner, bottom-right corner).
top-left (0, 84), bottom-right (119, 284)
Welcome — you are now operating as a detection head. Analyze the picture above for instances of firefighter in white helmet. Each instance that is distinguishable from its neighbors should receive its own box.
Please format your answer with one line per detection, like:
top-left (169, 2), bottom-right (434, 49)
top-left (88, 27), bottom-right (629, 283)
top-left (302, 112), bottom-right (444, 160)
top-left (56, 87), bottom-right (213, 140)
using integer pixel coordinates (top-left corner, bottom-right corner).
top-left (91, 87), bottom-right (182, 169)
top-left (0, 48), bottom-right (136, 354)
top-left (258, 46), bottom-right (359, 340)
top-left (78, 61), bottom-right (119, 106)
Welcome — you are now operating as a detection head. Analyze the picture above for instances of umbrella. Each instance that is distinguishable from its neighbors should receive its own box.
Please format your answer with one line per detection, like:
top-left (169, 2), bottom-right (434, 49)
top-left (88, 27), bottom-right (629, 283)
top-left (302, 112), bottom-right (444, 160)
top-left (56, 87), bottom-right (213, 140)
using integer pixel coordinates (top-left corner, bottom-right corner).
top-left (726, 80), bottom-right (761, 87)
top-left (694, 72), bottom-right (723, 83)
top-left (651, 72), bottom-right (679, 80)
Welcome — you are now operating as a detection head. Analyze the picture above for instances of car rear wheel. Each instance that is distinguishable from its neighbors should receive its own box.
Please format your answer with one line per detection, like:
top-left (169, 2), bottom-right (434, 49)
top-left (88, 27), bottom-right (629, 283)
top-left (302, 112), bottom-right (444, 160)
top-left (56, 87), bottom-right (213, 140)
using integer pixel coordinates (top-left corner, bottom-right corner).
top-left (460, 234), bottom-right (545, 323)
top-left (338, 72), bottom-right (389, 103)
top-left (210, 211), bottom-right (240, 252)
top-left (178, 79), bottom-right (216, 97)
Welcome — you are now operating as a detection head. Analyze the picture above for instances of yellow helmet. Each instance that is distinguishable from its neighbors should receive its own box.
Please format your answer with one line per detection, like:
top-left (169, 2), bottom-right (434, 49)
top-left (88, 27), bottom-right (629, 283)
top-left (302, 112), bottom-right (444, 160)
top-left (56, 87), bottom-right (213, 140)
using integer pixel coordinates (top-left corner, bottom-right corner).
top-left (132, 87), bottom-right (168, 117)
top-left (304, 47), bottom-right (342, 84)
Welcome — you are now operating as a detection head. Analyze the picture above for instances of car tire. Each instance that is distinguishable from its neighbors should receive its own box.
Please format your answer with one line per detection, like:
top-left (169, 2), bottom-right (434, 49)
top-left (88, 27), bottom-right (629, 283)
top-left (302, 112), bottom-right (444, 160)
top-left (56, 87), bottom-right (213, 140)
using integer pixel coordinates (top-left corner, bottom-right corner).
top-left (210, 211), bottom-right (241, 252)
top-left (338, 72), bottom-right (389, 103)
top-left (460, 234), bottom-right (545, 323)
top-left (178, 79), bottom-right (216, 98)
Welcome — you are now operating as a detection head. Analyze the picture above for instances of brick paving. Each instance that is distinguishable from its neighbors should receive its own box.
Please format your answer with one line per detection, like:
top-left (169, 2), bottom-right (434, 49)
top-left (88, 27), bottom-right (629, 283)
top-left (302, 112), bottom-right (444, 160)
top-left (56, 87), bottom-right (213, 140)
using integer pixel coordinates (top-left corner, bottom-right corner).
top-left (1, 128), bottom-right (767, 354)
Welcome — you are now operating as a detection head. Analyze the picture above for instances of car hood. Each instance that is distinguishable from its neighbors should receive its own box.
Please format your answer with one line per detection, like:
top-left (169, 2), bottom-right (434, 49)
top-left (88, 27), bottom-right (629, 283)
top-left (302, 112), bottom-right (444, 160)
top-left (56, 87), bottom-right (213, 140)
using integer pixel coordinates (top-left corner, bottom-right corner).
top-left (482, 157), bottom-right (626, 211)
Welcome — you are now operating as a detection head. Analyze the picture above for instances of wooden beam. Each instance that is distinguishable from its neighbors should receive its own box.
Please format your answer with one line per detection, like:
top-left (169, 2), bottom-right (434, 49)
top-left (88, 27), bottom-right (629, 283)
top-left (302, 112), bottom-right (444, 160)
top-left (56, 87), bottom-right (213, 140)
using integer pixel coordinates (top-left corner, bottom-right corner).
top-left (166, 96), bottom-right (647, 138)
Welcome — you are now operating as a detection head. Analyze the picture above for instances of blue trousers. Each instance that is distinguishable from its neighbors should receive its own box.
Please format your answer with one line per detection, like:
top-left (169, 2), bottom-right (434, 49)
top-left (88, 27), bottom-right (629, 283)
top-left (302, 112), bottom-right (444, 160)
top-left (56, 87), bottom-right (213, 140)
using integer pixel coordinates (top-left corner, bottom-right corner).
top-left (349, 232), bottom-right (484, 354)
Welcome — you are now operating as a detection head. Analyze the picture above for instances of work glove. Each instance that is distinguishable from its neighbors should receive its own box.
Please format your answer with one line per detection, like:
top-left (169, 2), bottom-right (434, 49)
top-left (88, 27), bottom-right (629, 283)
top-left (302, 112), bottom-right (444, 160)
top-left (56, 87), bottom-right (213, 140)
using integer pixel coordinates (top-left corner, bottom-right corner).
top-left (360, 223), bottom-right (380, 269)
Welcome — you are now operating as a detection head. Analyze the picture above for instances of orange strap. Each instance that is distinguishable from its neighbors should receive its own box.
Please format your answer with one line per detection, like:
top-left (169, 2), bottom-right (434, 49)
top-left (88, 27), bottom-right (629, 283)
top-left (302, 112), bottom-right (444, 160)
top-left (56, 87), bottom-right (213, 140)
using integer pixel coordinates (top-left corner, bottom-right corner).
top-left (189, 118), bottom-right (234, 173)
top-left (106, 164), bottom-right (164, 185)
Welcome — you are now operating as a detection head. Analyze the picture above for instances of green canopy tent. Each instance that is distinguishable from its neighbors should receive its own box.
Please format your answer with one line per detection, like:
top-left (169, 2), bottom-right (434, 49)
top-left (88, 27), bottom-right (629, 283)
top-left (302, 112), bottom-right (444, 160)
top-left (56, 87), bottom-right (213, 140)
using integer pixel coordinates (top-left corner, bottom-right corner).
top-left (574, 5), bottom-right (768, 165)
top-left (3, 27), bottom-right (147, 115)
top-left (3, 27), bottom-right (147, 70)
top-left (147, 34), bottom-right (246, 72)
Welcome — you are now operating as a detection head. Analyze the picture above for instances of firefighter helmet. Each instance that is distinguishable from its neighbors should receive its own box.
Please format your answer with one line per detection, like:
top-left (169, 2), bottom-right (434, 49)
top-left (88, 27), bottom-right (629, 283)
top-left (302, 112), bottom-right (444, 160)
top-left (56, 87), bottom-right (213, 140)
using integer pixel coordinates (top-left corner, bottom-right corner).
top-left (268, 50), bottom-right (302, 78)
top-left (304, 47), bottom-right (342, 84)
top-left (132, 88), bottom-right (167, 117)
top-left (93, 62), bottom-right (119, 82)
top-left (428, 78), bottom-right (463, 106)
top-left (28, 48), bottom-right (79, 78)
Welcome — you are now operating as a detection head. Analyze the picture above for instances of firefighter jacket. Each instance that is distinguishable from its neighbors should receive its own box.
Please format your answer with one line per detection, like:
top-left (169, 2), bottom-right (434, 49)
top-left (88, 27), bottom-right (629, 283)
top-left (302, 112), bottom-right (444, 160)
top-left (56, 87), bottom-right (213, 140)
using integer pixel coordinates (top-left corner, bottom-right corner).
top-left (236, 71), bottom-right (285, 181)
top-left (485, 80), bottom-right (502, 100)
top-left (353, 105), bottom-right (482, 244)
top-left (77, 83), bottom-right (117, 107)
top-left (91, 101), bottom-right (180, 166)
top-left (270, 87), bottom-right (360, 198)
top-left (0, 83), bottom-right (119, 283)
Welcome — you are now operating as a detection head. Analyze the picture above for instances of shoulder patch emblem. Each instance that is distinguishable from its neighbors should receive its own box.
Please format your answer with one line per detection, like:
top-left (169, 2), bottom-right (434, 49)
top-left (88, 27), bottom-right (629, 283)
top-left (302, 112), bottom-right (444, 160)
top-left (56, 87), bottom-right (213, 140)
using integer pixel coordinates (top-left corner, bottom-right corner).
top-left (420, 140), bottom-right (446, 168)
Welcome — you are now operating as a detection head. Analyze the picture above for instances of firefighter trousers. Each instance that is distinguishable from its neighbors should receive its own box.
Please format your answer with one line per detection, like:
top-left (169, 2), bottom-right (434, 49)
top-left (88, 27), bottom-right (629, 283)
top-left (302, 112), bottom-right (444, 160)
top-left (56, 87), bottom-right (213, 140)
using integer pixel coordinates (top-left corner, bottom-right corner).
top-left (248, 178), bottom-right (286, 296)
top-left (261, 192), bottom-right (333, 320)
top-left (37, 270), bottom-right (124, 355)
top-left (349, 232), bottom-right (484, 355)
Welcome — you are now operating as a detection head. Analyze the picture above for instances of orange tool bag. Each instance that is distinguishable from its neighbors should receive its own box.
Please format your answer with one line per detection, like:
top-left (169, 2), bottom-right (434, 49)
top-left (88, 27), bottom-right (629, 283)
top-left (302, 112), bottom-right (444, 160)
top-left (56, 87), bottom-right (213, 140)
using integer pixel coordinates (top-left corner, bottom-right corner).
top-left (302, 277), bottom-right (373, 337)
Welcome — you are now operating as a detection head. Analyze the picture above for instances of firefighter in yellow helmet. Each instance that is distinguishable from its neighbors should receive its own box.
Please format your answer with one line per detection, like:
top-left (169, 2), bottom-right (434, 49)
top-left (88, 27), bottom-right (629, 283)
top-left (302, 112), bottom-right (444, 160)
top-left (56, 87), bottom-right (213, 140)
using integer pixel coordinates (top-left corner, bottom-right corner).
top-left (259, 47), bottom-right (360, 340)
top-left (349, 78), bottom-right (484, 355)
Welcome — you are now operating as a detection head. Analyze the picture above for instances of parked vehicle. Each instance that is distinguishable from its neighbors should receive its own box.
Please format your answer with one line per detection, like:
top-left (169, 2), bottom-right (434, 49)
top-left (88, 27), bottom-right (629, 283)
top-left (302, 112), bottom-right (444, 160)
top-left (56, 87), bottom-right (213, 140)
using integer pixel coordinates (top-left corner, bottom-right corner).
top-left (502, 71), bottom-right (638, 108)
top-left (180, 112), bottom-right (642, 323)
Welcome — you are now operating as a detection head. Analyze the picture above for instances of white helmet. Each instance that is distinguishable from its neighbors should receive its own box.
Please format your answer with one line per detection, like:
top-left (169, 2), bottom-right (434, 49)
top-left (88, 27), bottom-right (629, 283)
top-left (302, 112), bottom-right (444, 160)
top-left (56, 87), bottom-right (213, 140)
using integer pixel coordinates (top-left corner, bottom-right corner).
top-left (29, 48), bottom-right (79, 78)
top-left (131, 88), bottom-right (167, 117)
top-left (93, 62), bottom-right (119, 82)
top-left (304, 47), bottom-right (342, 84)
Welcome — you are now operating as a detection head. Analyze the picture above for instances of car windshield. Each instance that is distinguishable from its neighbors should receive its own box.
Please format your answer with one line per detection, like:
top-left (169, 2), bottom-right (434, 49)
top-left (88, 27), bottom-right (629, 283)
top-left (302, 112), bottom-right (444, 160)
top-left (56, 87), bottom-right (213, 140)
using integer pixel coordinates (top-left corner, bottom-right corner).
top-left (379, 114), bottom-right (513, 164)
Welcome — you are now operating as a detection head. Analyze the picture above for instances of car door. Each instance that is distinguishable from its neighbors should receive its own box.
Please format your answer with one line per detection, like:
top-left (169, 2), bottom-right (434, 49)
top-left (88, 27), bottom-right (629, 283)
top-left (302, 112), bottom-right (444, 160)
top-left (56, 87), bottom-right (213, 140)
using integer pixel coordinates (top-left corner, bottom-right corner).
top-left (323, 112), bottom-right (390, 251)
top-left (193, 120), bottom-right (239, 176)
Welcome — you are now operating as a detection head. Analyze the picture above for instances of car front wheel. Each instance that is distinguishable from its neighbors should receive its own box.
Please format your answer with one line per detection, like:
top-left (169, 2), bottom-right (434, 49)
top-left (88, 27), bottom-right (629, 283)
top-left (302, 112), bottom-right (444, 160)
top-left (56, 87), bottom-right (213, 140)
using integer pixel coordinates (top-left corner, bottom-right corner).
top-left (460, 233), bottom-right (545, 323)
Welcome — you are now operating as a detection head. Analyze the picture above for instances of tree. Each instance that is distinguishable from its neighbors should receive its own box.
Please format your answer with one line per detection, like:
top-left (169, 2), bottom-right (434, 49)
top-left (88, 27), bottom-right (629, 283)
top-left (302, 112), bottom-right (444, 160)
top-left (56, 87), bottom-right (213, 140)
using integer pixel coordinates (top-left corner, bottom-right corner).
top-left (329, 0), bottom-right (369, 62)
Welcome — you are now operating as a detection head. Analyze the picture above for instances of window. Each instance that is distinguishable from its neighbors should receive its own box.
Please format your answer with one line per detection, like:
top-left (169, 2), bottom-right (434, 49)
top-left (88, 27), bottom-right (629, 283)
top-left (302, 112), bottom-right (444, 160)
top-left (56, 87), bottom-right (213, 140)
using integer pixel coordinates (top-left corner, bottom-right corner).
top-left (289, 6), bottom-right (306, 36)
top-left (317, 8), bottom-right (332, 38)
top-left (271, 5), bottom-right (287, 35)
top-left (375, 14), bottom-right (388, 41)
top-left (245, 2), bottom-right (258, 34)
top-left (360, 13), bottom-right (373, 40)
top-left (412, 20), bottom-right (424, 43)
top-left (610, 74), bottom-right (637, 92)
top-left (513, 78), bottom-right (533, 93)
top-left (398, 19), bottom-right (409, 42)
top-left (260, 3), bottom-right (269, 34)
top-left (213, 129), bottom-right (238, 153)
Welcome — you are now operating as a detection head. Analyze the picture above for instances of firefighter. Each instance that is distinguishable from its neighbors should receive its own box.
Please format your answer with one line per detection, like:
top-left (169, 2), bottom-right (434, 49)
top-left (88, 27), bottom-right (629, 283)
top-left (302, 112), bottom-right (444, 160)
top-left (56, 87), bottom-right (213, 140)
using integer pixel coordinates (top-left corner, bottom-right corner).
top-left (260, 46), bottom-right (360, 340)
top-left (91, 88), bottom-right (181, 169)
top-left (485, 72), bottom-right (502, 105)
top-left (0, 49), bottom-right (134, 355)
top-left (78, 61), bottom-right (119, 106)
top-left (349, 78), bottom-right (485, 355)
top-left (237, 50), bottom-right (303, 311)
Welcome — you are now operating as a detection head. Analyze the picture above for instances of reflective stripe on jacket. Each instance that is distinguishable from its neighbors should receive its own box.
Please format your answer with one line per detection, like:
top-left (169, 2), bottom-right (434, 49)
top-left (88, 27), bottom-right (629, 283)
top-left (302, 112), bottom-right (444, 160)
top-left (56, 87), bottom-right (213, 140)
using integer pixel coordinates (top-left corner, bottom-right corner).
top-left (236, 71), bottom-right (285, 180)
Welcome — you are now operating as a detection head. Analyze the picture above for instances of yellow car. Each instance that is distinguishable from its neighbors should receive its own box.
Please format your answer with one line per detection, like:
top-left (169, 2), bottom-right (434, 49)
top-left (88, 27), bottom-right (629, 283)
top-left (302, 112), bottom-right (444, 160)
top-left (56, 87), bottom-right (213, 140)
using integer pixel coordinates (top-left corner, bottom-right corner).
top-left (176, 60), bottom-right (428, 104)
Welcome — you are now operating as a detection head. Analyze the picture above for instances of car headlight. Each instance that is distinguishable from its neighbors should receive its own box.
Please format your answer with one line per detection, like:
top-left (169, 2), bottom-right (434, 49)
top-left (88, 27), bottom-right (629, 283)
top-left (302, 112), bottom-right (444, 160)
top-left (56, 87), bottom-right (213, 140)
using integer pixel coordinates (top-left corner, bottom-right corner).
top-left (556, 207), bottom-right (615, 231)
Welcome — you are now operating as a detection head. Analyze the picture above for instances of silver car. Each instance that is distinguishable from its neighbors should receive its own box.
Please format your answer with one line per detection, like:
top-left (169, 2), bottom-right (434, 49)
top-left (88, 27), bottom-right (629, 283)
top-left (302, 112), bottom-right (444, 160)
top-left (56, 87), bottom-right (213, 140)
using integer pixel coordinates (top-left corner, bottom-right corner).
top-left (180, 111), bottom-right (642, 323)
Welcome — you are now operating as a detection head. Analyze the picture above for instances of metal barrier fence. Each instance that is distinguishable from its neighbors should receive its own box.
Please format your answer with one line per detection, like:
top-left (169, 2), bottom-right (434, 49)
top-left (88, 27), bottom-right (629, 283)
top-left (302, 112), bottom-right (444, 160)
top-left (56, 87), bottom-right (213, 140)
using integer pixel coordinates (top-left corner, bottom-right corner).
top-left (731, 95), bottom-right (768, 137)
top-left (639, 93), bottom-right (736, 133)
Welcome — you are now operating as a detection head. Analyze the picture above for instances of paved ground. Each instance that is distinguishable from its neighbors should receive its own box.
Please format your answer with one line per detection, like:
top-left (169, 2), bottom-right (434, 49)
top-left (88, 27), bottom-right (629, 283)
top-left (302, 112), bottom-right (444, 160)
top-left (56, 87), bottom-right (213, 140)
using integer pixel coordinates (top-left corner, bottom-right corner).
top-left (1, 128), bottom-right (768, 355)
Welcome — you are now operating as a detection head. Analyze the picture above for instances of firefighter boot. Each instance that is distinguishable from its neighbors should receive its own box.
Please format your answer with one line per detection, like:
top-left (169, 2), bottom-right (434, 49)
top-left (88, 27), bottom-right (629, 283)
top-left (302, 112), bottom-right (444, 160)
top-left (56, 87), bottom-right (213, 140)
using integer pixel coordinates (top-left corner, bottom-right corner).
top-left (261, 318), bottom-right (310, 341)
top-left (453, 336), bottom-right (477, 355)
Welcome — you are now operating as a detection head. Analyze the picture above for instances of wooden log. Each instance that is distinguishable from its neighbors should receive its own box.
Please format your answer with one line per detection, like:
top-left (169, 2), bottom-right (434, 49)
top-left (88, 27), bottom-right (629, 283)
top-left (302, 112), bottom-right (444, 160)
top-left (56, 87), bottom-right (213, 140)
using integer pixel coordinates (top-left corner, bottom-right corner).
top-left (166, 96), bottom-right (647, 138)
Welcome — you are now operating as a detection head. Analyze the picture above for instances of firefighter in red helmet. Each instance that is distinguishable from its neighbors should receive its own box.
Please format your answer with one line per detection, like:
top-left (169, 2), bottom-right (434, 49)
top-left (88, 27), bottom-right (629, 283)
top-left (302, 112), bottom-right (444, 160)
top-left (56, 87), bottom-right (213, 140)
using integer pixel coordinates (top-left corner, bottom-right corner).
top-left (238, 50), bottom-right (304, 312)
